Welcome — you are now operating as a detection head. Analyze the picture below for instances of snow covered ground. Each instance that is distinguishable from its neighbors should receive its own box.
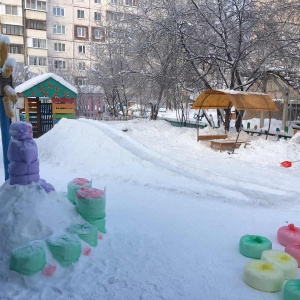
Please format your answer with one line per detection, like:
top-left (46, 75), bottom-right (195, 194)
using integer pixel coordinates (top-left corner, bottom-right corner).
top-left (0, 114), bottom-right (300, 300)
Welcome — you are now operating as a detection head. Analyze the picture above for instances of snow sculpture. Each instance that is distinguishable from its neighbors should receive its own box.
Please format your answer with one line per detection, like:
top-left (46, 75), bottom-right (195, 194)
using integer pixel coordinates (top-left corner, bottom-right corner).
top-left (261, 250), bottom-right (298, 280)
top-left (277, 224), bottom-right (300, 246)
top-left (67, 178), bottom-right (92, 204)
top-left (67, 223), bottom-right (98, 247)
top-left (10, 242), bottom-right (46, 276)
top-left (46, 235), bottom-right (81, 267)
top-left (76, 187), bottom-right (106, 233)
top-left (239, 235), bottom-right (272, 259)
top-left (7, 121), bottom-right (55, 191)
top-left (243, 260), bottom-right (284, 292)
top-left (8, 122), bottom-right (40, 185)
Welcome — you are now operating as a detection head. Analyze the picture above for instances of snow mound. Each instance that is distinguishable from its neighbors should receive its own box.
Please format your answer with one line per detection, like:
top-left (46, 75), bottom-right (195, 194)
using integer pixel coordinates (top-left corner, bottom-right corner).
top-left (0, 181), bottom-right (83, 257)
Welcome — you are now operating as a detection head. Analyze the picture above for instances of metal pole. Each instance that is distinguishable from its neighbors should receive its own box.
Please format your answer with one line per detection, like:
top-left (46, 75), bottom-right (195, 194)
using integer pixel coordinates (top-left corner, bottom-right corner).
top-left (0, 96), bottom-right (10, 180)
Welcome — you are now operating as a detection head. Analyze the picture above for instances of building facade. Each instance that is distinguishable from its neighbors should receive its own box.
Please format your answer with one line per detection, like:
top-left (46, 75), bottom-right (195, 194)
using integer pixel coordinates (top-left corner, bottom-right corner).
top-left (0, 0), bottom-right (138, 84)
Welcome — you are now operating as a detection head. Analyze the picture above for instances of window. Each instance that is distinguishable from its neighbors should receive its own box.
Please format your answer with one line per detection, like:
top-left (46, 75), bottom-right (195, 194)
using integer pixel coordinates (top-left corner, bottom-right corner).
top-left (95, 0), bottom-right (101, 3)
top-left (107, 28), bottom-right (123, 39)
top-left (53, 25), bottom-right (66, 34)
top-left (94, 12), bottom-right (101, 21)
top-left (106, 11), bottom-right (122, 22)
top-left (78, 62), bottom-right (85, 70)
top-left (53, 6), bottom-right (65, 17)
top-left (5, 5), bottom-right (18, 15)
top-left (26, 19), bottom-right (46, 30)
top-left (32, 39), bottom-right (47, 48)
top-left (29, 56), bottom-right (47, 66)
top-left (125, 0), bottom-right (137, 5)
top-left (26, 0), bottom-right (47, 11)
top-left (8, 44), bottom-right (23, 54)
top-left (2, 24), bottom-right (23, 36)
top-left (77, 77), bottom-right (87, 86)
top-left (77, 10), bottom-right (84, 19)
top-left (77, 27), bottom-right (86, 37)
top-left (54, 43), bottom-right (65, 52)
top-left (78, 45), bottom-right (86, 53)
top-left (93, 28), bottom-right (104, 40)
top-left (110, 0), bottom-right (118, 4)
top-left (54, 60), bottom-right (66, 69)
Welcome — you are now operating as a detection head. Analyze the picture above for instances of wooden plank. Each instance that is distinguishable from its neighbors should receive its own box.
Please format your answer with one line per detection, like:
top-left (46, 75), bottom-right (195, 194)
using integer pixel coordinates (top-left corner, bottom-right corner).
top-left (210, 140), bottom-right (242, 152)
top-left (210, 140), bottom-right (250, 152)
top-left (53, 114), bottom-right (76, 119)
top-left (197, 134), bottom-right (227, 141)
top-left (52, 98), bottom-right (74, 104)
top-left (53, 108), bottom-right (75, 114)
top-left (52, 103), bottom-right (75, 109)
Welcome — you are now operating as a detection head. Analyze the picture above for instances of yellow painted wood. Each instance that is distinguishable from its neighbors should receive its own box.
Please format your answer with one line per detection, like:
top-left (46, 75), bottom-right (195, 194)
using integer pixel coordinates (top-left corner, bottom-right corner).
top-left (53, 108), bottom-right (75, 114)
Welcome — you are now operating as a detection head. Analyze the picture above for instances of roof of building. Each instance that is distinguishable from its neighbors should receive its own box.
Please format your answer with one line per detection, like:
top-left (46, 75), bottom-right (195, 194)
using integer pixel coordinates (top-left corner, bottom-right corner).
top-left (192, 89), bottom-right (279, 112)
top-left (15, 73), bottom-right (78, 98)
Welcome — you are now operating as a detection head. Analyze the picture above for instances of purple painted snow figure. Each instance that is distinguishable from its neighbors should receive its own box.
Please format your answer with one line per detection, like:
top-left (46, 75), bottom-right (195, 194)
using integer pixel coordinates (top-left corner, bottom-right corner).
top-left (8, 122), bottom-right (40, 185)
top-left (7, 121), bottom-right (55, 192)
top-left (39, 179), bottom-right (55, 193)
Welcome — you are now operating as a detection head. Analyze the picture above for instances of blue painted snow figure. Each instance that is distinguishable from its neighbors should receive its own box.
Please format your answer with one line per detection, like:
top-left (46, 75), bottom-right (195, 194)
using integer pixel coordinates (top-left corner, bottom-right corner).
top-left (7, 121), bottom-right (55, 192)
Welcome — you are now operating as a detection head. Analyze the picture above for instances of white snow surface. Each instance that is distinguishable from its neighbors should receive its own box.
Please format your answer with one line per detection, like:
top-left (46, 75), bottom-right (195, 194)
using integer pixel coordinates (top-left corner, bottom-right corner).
top-left (0, 115), bottom-right (300, 300)
top-left (15, 73), bottom-right (78, 95)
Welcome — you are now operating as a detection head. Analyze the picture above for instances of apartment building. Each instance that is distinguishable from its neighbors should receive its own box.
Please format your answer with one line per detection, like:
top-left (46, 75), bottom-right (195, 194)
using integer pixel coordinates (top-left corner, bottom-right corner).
top-left (0, 0), bottom-right (138, 86)
top-left (0, 0), bottom-right (48, 75)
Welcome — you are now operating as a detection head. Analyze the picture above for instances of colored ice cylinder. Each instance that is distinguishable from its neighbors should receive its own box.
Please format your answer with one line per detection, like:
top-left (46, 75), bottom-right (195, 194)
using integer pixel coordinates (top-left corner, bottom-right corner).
top-left (239, 235), bottom-right (272, 259)
top-left (277, 224), bottom-right (300, 246)
top-left (10, 243), bottom-right (46, 276)
top-left (243, 260), bottom-right (284, 292)
top-left (47, 235), bottom-right (81, 267)
top-left (285, 243), bottom-right (300, 267)
top-left (67, 178), bottom-right (92, 204)
top-left (83, 216), bottom-right (106, 233)
top-left (261, 250), bottom-right (298, 280)
top-left (67, 223), bottom-right (98, 247)
top-left (284, 279), bottom-right (300, 300)
top-left (76, 187), bottom-right (106, 219)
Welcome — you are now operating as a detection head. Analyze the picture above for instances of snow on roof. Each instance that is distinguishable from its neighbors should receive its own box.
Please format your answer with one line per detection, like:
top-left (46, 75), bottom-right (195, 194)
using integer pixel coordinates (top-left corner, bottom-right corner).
top-left (218, 89), bottom-right (267, 96)
top-left (78, 85), bottom-right (104, 94)
top-left (15, 73), bottom-right (78, 94)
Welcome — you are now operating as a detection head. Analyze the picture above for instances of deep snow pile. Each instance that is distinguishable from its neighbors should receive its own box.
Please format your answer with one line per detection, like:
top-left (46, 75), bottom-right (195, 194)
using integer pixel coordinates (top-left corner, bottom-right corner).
top-left (0, 117), bottom-right (299, 300)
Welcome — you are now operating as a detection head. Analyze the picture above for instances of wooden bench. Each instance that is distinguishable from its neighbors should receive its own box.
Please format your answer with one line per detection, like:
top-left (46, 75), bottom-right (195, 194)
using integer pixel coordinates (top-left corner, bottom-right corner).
top-left (197, 134), bottom-right (227, 141)
top-left (210, 140), bottom-right (250, 152)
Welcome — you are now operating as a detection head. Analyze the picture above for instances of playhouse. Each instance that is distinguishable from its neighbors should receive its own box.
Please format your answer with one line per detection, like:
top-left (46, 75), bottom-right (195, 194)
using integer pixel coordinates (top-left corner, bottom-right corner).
top-left (15, 73), bottom-right (78, 138)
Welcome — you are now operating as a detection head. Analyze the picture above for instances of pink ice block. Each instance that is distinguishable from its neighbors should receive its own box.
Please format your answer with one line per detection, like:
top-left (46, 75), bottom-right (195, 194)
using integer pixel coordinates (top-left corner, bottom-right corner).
top-left (277, 224), bottom-right (300, 246)
top-left (42, 265), bottom-right (56, 277)
top-left (83, 247), bottom-right (91, 256)
top-left (72, 178), bottom-right (90, 186)
top-left (76, 187), bottom-right (105, 199)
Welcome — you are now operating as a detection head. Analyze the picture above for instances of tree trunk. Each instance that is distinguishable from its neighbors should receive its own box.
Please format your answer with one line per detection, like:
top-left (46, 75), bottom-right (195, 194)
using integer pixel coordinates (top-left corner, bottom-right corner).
top-left (235, 110), bottom-right (244, 132)
top-left (224, 109), bottom-right (231, 132)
